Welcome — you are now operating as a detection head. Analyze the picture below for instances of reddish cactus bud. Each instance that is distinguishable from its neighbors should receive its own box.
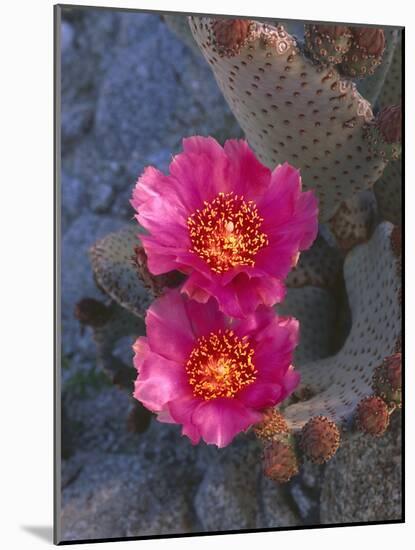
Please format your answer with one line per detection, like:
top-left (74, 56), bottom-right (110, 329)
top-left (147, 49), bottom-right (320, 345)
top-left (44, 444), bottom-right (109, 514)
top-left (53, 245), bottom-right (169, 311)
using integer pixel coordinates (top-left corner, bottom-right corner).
top-left (318, 25), bottom-right (352, 39)
top-left (305, 24), bottom-right (352, 65)
top-left (364, 106), bottom-right (402, 161)
top-left (340, 27), bottom-right (385, 77)
top-left (133, 246), bottom-right (184, 297)
top-left (377, 105), bottom-right (402, 144)
top-left (74, 297), bottom-right (112, 328)
top-left (211, 19), bottom-right (253, 56)
top-left (254, 408), bottom-right (289, 441)
top-left (372, 353), bottom-right (402, 408)
top-left (263, 438), bottom-right (300, 483)
top-left (299, 416), bottom-right (340, 464)
top-left (354, 28), bottom-right (385, 56)
top-left (356, 395), bottom-right (390, 436)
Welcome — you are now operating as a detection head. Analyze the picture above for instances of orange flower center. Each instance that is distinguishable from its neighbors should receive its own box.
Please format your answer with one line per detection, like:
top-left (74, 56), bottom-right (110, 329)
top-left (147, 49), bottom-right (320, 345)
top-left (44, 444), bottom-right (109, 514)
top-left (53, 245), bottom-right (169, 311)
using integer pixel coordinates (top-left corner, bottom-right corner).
top-left (187, 192), bottom-right (268, 274)
top-left (186, 329), bottom-right (257, 400)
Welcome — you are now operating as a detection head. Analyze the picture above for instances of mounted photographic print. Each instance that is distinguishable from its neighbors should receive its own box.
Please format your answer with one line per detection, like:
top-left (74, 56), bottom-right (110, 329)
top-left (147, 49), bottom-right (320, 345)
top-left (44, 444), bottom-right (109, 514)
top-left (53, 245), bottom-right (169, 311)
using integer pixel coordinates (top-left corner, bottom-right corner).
top-left (54, 3), bottom-right (404, 544)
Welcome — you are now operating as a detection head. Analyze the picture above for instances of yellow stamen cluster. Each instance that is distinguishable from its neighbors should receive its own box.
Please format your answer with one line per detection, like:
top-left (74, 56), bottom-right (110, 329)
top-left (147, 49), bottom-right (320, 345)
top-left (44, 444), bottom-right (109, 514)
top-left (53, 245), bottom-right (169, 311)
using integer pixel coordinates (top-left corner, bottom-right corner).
top-left (186, 329), bottom-right (257, 400)
top-left (187, 192), bottom-right (268, 273)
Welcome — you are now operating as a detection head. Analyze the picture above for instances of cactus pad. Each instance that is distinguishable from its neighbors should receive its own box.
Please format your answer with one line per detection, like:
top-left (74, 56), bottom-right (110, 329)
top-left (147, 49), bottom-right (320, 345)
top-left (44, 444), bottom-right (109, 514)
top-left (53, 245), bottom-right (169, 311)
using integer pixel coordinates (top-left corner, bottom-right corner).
top-left (189, 17), bottom-right (395, 222)
top-left (89, 225), bottom-right (152, 318)
top-left (281, 222), bottom-right (401, 431)
top-left (328, 190), bottom-right (377, 252)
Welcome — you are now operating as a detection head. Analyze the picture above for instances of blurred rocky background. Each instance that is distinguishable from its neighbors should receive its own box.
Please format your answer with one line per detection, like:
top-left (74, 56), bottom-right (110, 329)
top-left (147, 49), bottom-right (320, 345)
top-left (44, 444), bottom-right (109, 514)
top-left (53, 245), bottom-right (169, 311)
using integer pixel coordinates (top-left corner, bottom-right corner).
top-left (59, 7), bottom-right (401, 542)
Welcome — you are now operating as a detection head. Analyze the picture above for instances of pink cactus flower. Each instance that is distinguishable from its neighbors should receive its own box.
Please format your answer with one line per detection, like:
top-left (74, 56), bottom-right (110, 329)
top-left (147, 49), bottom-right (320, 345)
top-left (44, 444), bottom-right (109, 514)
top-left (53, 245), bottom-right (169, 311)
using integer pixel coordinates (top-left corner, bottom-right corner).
top-left (131, 136), bottom-right (318, 318)
top-left (132, 289), bottom-right (300, 447)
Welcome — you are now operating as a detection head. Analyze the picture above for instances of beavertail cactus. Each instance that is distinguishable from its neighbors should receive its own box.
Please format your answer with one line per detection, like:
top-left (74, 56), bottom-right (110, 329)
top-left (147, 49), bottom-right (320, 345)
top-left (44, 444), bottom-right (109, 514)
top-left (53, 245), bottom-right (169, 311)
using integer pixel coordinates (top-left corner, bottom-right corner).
top-left (281, 222), bottom-right (401, 429)
top-left (189, 17), bottom-right (401, 222)
top-left (83, 15), bottom-right (402, 491)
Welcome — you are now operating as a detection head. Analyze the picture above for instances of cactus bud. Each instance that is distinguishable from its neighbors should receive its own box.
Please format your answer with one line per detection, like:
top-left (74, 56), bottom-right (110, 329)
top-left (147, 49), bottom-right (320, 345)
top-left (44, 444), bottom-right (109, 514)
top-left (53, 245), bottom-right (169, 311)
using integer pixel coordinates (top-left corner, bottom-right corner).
top-left (133, 245), bottom-right (184, 297)
top-left (340, 27), bottom-right (385, 77)
top-left (356, 395), bottom-right (390, 436)
top-left (74, 297), bottom-right (112, 327)
top-left (372, 353), bottom-right (402, 408)
top-left (263, 437), bottom-right (300, 483)
top-left (377, 105), bottom-right (402, 144)
top-left (299, 416), bottom-right (340, 464)
top-left (364, 105), bottom-right (402, 161)
top-left (254, 408), bottom-right (289, 441)
top-left (304, 24), bottom-right (352, 65)
top-left (211, 19), bottom-right (253, 56)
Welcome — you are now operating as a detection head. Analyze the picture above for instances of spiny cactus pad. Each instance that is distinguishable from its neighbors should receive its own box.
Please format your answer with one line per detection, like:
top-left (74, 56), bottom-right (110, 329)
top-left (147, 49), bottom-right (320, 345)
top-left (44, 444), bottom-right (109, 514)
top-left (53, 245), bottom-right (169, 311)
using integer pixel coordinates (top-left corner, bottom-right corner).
top-left (189, 17), bottom-right (395, 222)
top-left (286, 234), bottom-right (342, 289)
top-left (281, 221), bottom-right (401, 431)
top-left (374, 160), bottom-right (402, 225)
top-left (328, 189), bottom-right (377, 252)
top-left (378, 32), bottom-right (402, 108)
top-left (90, 225), bottom-right (155, 318)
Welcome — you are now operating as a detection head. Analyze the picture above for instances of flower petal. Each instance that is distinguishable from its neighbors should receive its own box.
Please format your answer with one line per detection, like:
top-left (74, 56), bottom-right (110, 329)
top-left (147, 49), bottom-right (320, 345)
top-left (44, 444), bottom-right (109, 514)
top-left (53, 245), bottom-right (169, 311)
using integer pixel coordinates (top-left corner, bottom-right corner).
top-left (184, 297), bottom-right (224, 338)
top-left (238, 382), bottom-right (283, 409)
top-left (145, 289), bottom-right (195, 362)
top-left (224, 139), bottom-right (271, 197)
top-left (132, 336), bottom-right (150, 373)
top-left (282, 366), bottom-right (301, 396)
top-left (169, 143), bottom-right (231, 204)
top-left (133, 352), bottom-right (187, 412)
top-left (192, 398), bottom-right (262, 448)
top-left (168, 394), bottom-right (202, 445)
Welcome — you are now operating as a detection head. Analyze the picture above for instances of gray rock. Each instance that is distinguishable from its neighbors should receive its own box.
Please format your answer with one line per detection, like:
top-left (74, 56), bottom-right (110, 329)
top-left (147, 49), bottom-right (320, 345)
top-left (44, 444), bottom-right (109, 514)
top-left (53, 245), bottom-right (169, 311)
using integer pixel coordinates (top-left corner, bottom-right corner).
top-left (61, 455), bottom-right (82, 489)
top-left (61, 21), bottom-right (75, 53)
top-left (60, 173), bottom-right (88, 230)
top-left (301, 460), bottom-right (325, 490)
top-left (89, 183), bottom-right (114, 213)
top-left (289, 482), bottom-right (318, 523)
top-left (63, 385), bottom-right (139, 454)
top-left (320, 413), bottom-right (402, 524)
top-left (61, 451), bottom-right (199, 541)
top-left (258, 477), bottom-right (301, 528)
top-left (195, 438), bottom-right (261, 532)
top-left (285, 460), bottom-right (324, 523)
top-left (61, 213), bottom-right (124, 358)
top-left (194, 436), bottom-right (300, 531)
top-left (61, 103), bottom-right (94, 147)
top-left (94, 15), bottom-right (242, 163)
